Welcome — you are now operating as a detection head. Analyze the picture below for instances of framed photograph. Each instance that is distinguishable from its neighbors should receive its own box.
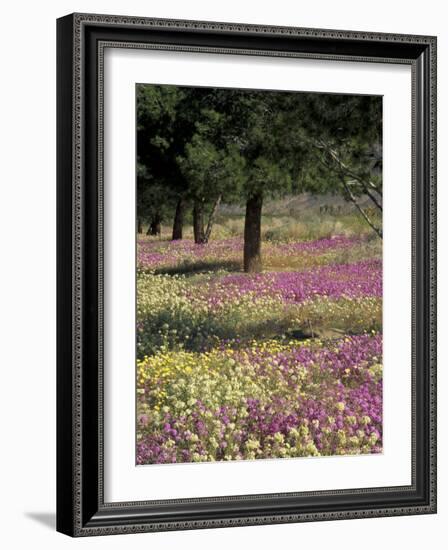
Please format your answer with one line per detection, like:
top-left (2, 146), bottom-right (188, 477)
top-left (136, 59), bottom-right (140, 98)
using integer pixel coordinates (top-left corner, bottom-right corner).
top-left (56, 13), bottom-right (437, 536)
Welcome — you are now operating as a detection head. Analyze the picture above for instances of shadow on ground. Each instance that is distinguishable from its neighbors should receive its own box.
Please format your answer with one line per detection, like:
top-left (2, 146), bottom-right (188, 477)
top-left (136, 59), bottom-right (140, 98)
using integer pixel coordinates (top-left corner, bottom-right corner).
top-left (154, 259), bottom-right (241, 276)
top-left (25, 512), bottom-right (56, 530)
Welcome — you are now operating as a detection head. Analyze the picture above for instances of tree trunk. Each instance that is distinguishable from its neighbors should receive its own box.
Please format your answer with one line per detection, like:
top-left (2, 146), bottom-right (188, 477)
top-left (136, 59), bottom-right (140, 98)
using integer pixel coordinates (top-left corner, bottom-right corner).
top-left (203, 194), bottom-right (222, 244)
top-left (147, 213), bottom-right (161, 236)
top-left (244, 192), bottom-right (263, 272)
top-left (193, 200), bottom-right (205, 244)
top-left (172, 197), bottom-right (184, 240)
top-left (137, 218), bottom-right (143, 234)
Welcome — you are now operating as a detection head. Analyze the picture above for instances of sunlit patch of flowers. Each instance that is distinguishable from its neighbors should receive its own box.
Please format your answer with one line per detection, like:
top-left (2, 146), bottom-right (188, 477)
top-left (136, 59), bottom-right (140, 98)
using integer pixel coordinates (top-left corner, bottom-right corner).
top-left (204, 259), bottom-right (381, 304)
top-left (136, 264), bottom-right (382, 358)
top-left (137, 335), bottom-right (382, 463)
top-left (137, 235), bottom-right (379, 273)
top-left (136, 233), bottom-right (383, 464)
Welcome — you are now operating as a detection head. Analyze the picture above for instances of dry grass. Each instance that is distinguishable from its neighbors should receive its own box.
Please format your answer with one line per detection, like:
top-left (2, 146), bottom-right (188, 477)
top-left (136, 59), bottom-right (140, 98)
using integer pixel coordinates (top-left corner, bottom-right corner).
top-left (139, 199), bottom-right (382, 246)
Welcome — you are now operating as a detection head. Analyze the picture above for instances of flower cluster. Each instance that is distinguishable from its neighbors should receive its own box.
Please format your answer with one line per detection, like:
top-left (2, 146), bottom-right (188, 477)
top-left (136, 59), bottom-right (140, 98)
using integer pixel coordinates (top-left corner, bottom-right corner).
top-left (137, 335), bottom-right (382, 463)
top-left (137, 235), bottom-right (377, 273)
top-left (204, 259), bottom-right (381, 305)
top-left (136, 265), bottom-right (382, 358)
top-left (136, 233), bottom-right (383, 464)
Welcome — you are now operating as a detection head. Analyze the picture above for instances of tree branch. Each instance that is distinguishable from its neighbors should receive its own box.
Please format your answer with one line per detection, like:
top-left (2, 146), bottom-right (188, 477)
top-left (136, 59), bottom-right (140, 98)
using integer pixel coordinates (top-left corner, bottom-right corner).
top-left (339, 176), bottom-right (382, 238)
top-left (314, 139), bottom-right (382, 211)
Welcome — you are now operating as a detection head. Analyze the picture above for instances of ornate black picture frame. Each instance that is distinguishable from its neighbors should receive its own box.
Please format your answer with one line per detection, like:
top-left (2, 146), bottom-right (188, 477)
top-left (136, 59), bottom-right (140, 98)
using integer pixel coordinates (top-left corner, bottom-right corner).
top-left (57, 13), bottom-right (437, 537)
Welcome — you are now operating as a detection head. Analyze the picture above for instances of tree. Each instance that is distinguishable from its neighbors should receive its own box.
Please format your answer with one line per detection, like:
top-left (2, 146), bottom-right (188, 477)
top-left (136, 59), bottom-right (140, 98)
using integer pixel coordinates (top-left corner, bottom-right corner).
top-left (171, 196), bottom-right (185, 240)
top-left (178, 126), bottom-right (246, 243)
top-left (214, 90), bottom-right (382, 270)
top-left (137, 163), bottom-right (172, 236)
top-left (136, 85), bottom-right (194, 239)
top-left (202, 89), bottom-right (305, 271)
top-left (298, 94), bottom-right (383, 237)
top-left (137, 84), bottom-right (383, 268)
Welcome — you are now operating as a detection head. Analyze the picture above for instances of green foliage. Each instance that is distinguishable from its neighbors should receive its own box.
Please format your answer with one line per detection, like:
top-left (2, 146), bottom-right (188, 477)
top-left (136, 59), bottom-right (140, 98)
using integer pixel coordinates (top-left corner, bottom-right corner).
top-left (178, 135), bottom-right (246, 204)
top-left (136, 84), bottom-right (383, 240)
top-left (299, 94), bottom-right (383, 200)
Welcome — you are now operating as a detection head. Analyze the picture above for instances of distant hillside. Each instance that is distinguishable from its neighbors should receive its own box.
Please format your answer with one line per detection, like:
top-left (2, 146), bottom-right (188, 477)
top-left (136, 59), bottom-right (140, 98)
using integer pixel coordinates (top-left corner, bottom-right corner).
top-left (219, 193), bottom-right (373, 218)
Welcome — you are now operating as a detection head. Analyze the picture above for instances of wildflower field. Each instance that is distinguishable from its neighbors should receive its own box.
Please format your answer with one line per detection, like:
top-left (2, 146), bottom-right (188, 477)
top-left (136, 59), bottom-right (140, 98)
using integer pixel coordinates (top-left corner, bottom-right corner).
top-left (136, 217), bottom-right (383, 465)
